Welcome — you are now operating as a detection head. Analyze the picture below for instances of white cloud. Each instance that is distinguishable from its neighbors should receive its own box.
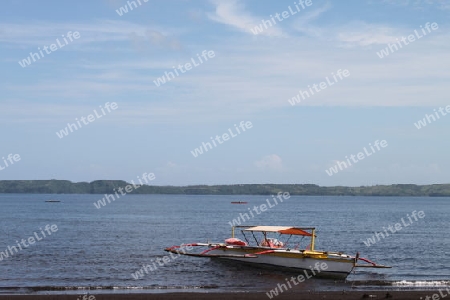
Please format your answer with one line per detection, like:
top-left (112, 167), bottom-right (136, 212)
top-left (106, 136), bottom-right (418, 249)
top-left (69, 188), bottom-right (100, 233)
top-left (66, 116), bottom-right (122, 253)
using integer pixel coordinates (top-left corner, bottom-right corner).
top-left (296, 3), bottom-right (331, 27)
top-left (335, 23), bottom-right (399, 46)
top-left (207, 0), bottom-right (283, 36)
top-left (294, 15), bottom-right (400, 47)
top-left (0, 20), bottom-right (183, 49)
top-left (5, 30), bottom-right (450, 126)
top-left (166, 161), bottom-right (177, 168)
top-left (254, 155), bottom-right (283, 171)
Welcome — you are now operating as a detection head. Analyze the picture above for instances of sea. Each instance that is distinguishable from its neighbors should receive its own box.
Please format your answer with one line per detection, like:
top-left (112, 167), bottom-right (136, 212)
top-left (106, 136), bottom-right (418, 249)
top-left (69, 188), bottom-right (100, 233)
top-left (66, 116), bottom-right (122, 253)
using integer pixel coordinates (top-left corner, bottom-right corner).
top-left (0, 194), bottom-right (448, 295)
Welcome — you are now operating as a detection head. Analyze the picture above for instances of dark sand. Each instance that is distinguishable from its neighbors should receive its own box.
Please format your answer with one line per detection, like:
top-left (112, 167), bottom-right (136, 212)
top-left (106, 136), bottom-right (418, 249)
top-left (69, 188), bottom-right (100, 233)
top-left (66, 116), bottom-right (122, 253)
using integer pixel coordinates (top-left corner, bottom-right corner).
top-left (0, 291), bottom-right (436, 300)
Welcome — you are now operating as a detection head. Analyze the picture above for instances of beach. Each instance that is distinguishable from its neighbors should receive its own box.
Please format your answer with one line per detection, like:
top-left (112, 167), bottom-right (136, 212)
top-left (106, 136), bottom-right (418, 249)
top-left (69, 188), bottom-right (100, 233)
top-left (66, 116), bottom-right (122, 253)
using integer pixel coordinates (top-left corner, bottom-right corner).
top-left (0, 291), bottom-right (438, 300)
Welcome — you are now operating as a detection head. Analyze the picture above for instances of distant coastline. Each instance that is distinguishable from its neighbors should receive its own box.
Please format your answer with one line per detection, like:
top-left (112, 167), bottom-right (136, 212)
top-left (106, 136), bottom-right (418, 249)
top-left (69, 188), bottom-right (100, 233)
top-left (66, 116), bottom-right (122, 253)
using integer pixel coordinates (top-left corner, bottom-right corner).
top-left (0, 180), bottom-right (449, 196)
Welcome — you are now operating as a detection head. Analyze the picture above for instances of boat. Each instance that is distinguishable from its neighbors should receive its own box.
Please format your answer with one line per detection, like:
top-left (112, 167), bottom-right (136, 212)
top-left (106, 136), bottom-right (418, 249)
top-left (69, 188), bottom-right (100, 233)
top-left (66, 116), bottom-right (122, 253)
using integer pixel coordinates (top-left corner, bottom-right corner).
top-left (231, 201), bottom-right (248, 204)
top-left (45, 200), bottom-right (61, 202)
top-left (165, 225), bottom-right (391, 279)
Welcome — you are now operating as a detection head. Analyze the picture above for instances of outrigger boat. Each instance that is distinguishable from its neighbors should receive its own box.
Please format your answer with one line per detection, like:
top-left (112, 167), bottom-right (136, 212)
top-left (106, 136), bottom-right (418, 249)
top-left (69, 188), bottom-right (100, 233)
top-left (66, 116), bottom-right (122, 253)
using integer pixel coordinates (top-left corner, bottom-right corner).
top-left (165, 225), bottom-right (391, 279)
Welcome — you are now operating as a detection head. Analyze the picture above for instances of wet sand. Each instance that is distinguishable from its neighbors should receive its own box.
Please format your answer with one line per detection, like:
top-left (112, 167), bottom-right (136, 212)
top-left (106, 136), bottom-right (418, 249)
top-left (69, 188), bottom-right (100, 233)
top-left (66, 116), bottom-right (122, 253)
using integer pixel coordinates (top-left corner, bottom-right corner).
top-left (0, 291), bottom-right (438, 300)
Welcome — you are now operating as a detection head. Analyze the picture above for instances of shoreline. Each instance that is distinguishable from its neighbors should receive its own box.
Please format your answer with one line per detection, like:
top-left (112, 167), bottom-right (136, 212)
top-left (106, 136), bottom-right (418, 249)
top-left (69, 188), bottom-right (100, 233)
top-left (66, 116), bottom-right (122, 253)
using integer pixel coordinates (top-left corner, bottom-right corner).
top-left (0, 291), bottom-right (443, 300)
top-left (1, 181), bottom-right (450, 197)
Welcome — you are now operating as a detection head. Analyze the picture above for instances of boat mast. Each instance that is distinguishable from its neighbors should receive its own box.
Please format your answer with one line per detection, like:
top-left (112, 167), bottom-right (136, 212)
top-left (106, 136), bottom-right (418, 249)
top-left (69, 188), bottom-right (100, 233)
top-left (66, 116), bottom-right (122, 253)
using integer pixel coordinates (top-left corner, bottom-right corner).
top-left (310, 228), bottom-right (316, 251)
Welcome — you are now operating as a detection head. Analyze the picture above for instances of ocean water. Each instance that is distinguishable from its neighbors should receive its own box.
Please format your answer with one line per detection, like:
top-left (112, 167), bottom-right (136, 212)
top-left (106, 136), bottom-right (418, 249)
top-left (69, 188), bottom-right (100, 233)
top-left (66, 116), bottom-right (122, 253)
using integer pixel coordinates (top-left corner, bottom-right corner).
top-left (0, 194), bottom-right (448, 294)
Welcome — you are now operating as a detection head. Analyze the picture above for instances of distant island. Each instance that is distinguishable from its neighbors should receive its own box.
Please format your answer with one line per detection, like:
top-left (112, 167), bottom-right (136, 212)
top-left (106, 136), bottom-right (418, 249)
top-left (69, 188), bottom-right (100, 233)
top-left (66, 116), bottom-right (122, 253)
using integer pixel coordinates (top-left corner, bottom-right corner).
top-left (0, 180), bottom-right (449, 196)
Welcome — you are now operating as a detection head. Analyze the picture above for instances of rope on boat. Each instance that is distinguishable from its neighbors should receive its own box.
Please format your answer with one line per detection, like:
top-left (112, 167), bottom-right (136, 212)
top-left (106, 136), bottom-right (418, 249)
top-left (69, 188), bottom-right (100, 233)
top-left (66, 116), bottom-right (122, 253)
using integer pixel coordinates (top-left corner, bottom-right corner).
top-left (353, 252), bottom-right (392, 268)
top-left (200, 245), bottom-right (221, 255)
top-left (165, 243), bottom-right (210, 251)
top-left (253, 250), bottom-right (275, 255)
top-left (357, 256), bottom-right (377, 266)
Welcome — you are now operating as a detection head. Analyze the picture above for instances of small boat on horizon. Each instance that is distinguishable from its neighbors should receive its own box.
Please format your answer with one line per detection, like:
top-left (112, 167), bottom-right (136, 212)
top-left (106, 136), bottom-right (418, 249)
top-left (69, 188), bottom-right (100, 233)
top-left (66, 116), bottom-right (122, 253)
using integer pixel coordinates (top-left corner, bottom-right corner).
top-left (45, 200), bottom-right (61, 202)
top-left (231, 201), bottom-right (247, 204)
top-left (165, 225), bottom-right (391, 279)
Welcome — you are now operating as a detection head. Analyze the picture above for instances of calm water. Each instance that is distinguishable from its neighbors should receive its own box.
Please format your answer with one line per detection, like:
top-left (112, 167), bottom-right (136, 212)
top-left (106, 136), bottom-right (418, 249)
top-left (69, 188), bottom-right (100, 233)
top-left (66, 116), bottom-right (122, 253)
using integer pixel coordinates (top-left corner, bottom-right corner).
top-left (0, 194), bottom-right (448, 294)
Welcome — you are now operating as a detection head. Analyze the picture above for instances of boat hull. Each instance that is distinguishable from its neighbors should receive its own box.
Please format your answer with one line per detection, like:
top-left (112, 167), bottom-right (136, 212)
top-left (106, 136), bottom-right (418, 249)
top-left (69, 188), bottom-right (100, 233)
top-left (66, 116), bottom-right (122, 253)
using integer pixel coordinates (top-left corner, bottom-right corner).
top-left (165, 225), bottom-right (390, 278)
top-left (197, 247), bottom-right (354, 279)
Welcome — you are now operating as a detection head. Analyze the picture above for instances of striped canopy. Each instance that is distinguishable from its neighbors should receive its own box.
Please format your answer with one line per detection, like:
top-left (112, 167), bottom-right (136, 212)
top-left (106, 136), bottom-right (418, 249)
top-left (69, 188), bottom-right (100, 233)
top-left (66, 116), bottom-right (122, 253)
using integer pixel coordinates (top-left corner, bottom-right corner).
top-left (243, 226), bottom-right (312, 236)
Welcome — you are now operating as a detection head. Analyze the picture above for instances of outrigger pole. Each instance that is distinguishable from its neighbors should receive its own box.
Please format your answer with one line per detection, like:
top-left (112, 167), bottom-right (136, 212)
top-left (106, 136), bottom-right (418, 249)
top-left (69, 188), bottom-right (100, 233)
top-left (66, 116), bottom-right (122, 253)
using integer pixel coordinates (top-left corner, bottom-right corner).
top-left (353, 252), bottom-right (392, 268)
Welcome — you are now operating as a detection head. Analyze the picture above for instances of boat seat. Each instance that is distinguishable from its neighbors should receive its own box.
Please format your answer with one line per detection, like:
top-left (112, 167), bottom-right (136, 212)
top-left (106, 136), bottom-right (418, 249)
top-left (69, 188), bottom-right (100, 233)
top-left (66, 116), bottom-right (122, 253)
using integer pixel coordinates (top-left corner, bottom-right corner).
top-left (225, 238), bottom-right (247, 246)
top-left (260, 238), bottom-right (284, 248)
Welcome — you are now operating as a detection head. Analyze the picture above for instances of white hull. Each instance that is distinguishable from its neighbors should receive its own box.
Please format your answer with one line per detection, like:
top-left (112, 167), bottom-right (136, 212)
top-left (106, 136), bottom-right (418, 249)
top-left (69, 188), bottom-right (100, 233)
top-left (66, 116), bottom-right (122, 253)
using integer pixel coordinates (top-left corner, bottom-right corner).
top-left (207, 248), bottom-right (354, 278)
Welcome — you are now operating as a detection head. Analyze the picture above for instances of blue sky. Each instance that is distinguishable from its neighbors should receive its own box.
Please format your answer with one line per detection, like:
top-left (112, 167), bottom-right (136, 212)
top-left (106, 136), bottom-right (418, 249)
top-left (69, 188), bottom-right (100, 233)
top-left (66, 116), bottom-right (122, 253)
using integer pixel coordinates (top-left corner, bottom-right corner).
top-left (1, 0), bottom-right (449, 186)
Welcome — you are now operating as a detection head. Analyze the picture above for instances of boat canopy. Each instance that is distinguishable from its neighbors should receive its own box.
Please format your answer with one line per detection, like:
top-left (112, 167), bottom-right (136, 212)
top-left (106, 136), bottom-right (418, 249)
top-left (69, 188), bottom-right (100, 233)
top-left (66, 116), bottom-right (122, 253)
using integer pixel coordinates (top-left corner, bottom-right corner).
top-left (243, 226), bottom-right (313, 236)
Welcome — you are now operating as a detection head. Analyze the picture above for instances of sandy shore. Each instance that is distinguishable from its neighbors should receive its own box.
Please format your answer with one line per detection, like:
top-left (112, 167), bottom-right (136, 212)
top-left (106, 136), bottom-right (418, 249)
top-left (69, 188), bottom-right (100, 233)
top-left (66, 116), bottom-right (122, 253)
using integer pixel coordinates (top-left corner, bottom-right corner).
top-left (0, 291), bottom-right (437, 300)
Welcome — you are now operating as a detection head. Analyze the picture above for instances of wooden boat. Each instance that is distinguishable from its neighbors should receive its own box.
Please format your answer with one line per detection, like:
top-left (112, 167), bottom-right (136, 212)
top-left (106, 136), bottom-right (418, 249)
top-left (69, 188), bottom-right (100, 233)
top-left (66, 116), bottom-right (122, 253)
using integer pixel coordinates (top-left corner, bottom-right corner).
top-left (165, 225), bottom-right (391, 279)
top-left (231, 201), bottom-right (248, 204)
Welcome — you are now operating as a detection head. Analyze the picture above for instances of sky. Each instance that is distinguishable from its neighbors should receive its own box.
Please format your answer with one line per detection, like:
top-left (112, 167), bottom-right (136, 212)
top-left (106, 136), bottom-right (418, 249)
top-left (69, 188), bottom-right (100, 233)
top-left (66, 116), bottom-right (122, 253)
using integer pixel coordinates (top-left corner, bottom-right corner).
top-left (1, 0), bottom-right (449, 186)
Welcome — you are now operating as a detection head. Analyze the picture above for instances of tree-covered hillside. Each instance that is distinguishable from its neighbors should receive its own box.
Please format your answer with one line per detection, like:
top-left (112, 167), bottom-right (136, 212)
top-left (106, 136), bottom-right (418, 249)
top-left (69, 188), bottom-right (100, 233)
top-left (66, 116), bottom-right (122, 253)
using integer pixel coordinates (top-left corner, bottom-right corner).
top-left (0, 180), bottom-right (449, 196)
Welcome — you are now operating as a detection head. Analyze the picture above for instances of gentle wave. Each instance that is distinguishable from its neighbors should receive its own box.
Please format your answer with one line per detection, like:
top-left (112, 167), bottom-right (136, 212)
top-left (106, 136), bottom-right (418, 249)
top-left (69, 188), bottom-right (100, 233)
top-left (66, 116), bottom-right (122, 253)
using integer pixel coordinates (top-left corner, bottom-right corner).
top-left (392, 280), bottom-right (450, 287)
top-left (348, 280), bottom-right (450, 288)
top-left (0, 285), bottom-right (219, 292)
top-left (2, 280), bottom-right (450, 294)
